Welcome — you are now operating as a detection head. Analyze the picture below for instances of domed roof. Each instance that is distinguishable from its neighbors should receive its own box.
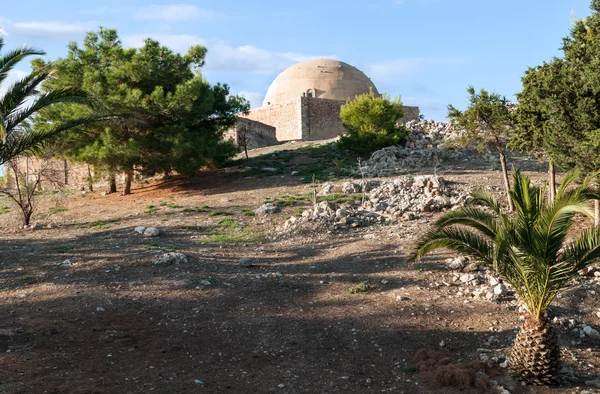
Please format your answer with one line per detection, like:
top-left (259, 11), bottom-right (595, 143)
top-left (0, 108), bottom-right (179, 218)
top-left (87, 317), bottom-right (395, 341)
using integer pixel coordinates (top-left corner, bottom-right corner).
top-left (262, 58), bottom-right (378, 107)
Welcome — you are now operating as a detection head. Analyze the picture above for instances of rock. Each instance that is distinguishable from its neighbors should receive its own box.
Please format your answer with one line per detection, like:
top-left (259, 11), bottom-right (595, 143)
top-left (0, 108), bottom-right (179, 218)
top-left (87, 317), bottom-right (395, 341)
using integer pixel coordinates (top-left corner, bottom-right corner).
top-left (291, 171), bottom-right (299, 176)
top-left (56, 259), bottom-right (75, 268)
top-left (335, 208), bottom-right (348, 219)
top-left (459, 274), bottom-right (476, 284)
top-left (262, 167), bottom-right (278, 172)
top-left (24, 223), bottom-right (44, 231)
top-left (255, 203), bottom-right (281, 215)
top-left (134, 226), bottom-right (146, 234)
top-left (239, 257), bottom-right (255, 267)
top-left (493, 284), bottom-right (507, 296)
top-left (586, 379), bottom-right (600, 388)
top-left (96, 306), bottom-right (105, 312)
top-left (143, 227), bottom-right (160, 237)
top-left (463, 262), bottom-right (479, 272)
top-left (448, 256), bottom-right (466, 270)
top-left (489, 277), bottom-right (499, 286)
top-left (319, 182), bottom-right (335, 195)
top-left (152, 252), bottom-right (188, 265)
top-left (583, 325), bottom-right (600, 339)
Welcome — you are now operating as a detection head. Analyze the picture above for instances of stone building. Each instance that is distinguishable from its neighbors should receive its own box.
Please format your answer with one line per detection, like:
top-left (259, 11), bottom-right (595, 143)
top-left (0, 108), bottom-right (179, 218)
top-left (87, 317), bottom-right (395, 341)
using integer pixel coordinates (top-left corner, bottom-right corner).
top-left (227, 58), bottom-right (420, 148)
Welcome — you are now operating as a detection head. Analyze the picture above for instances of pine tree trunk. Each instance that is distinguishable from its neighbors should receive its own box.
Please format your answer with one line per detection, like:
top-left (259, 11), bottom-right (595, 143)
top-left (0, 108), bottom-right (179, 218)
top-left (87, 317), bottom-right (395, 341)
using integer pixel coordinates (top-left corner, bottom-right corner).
top-left (109, 176), bottom-right (117, 193)
top-left (548, 161), bottom-right (556, 203)
top-left (595, 199), bottom-right (600, 227)
top-left (123, 169), bottom-right (133, 195)
top-left (87, 165), bottom-right (93, 192)
top-left (499, 149), bottom-right (515, 212)
top-left (509, 315), bottom-right (560, 385)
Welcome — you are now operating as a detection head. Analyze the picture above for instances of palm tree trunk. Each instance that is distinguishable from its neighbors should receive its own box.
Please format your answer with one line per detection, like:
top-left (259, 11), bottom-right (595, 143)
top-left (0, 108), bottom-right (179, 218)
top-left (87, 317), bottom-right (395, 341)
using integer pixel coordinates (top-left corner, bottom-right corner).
top-left (510, 314), bottom-right (560, 385)
top-left (123, 169), bottom-right (133, 195)
top-left (595, 199), bottom-right (600, 227)
top-left (499, 149), bottom-right (515, 212)
top-left (548, 161), bottom-right (556, 203)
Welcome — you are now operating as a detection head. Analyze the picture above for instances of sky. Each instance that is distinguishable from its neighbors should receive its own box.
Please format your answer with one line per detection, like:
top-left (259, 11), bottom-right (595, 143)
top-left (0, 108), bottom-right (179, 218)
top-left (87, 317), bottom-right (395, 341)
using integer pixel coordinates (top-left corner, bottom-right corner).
top-left (0, 0), bottom-right (595, 121)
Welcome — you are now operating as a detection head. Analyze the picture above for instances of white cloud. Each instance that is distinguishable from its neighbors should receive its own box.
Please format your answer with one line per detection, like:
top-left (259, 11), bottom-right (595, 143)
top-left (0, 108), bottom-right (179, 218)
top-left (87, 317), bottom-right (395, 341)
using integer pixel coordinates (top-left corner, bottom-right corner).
top-left (122, 33), bottom-right (333, 74)
top-left (133, 4), bottom-right (225, 22)
top-left (236, 91), bottom-right (264, 109)
top-left (367, 57), bottom-right (465, 79)
top-left (13, 21), bottom-right (88, 35)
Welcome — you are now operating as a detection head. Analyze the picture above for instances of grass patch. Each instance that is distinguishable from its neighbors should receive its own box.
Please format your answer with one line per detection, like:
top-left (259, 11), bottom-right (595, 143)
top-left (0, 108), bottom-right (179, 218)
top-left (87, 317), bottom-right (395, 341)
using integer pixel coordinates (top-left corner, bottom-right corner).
top-left (347, 282), bottom-right (372, 294)
top-left (167, 203), bottom-right (182, 209)
top-left (145, 205), bottom-right (159, 214)
top-left (203, 219), bottom-right (265, 245)
top-left (0, 205), bottom-right (9, 215)
top-left (242, 210), bottom-right (256, 217)
top-left (48, 207), bottom-right (68, 215)
top-left (209, 211), bottom-right (231, 217)
top-left (88, 219), bottom-right (117, 229)
top-left (292, 207), bottom-right (305, 216)
top-left (316, 193), bottom-right (363, 204)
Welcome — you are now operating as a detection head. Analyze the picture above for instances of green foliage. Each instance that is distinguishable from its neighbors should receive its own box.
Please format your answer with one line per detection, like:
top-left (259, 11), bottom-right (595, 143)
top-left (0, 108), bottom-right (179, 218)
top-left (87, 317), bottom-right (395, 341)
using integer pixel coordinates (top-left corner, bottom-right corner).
top-left (54, 244), bottom-right (74, 253)
top-left (347, 282), bottom-right (372, 294)
top-left (209, 210), bottom-right (231, 217)
top-left (88, 220), bottom-right (117, 229)
top-left (242, 210), bottom-right (256, 217)
top-left (34, 28), bottom-right (249, 190)
top-left (414, 169), bottom-right (600, 320)
top-left (144, 243), bottom-right (176, 252)
top-left (0, 37), bottom-right (91, 165)
top-left (447, 87), bottom-right (514, 153)
top-left (48, 207), bottom-right (68, 215)
top-left (144, 205), bottom-right (159, 214)
top-left (338, 91), bottom-right (407, 157)
top-left (0, 205), bottom-right (9, 214)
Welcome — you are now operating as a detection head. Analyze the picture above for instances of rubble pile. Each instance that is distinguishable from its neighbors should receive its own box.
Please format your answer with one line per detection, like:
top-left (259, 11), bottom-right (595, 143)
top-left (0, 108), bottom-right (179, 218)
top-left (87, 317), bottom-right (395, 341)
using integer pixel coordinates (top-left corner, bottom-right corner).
top-left (279, 175), bottom-right (471, 236)
top-left (361, 119), bottom-right (469, 177)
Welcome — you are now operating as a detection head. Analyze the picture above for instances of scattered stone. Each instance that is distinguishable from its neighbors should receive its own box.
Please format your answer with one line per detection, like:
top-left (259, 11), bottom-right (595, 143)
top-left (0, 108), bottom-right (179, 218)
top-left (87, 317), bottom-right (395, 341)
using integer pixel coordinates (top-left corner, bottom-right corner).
top-left (583, 325), bottom-right (600, 339)
top-left (262, 167), bottom-right (278, 172)
top-left (56, 259), bottom-right (76, 268)
top-left (319, 182), bottom-right (335, 195)
top-left (239, 257), bottom-right (255, 268)
top-left (255, 203), bottom-right (281, 215)
top-left (291, 171), bottom-right (299, 176)
top-left (493, 284), bottom-right (507, 296)
top-left (134, 226), bottom-right (146, 234)
top-left (152, 252), bottom-right (188, 265)
top-left (96, 306), bottom-right (105, 312)
top-left (448, 256), bottom-right (467, 270)
top-left (463, 262), bottom-right (479, 272)
top-left (24, 223), bottom-right (44, 231)
top-left (143, 227), bottom-right (160, 237)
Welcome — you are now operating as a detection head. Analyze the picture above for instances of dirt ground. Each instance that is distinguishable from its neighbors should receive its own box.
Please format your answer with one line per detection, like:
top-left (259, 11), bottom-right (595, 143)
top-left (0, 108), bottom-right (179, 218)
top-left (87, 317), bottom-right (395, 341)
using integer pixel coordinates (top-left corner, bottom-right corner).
top-left (0, 145), bottom-right (599, 394)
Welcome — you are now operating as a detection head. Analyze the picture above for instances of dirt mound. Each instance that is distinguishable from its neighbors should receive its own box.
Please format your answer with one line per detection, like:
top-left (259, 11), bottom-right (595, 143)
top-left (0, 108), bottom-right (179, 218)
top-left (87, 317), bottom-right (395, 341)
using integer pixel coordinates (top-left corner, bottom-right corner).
top-left (413, 349), bottom-right (498, 393)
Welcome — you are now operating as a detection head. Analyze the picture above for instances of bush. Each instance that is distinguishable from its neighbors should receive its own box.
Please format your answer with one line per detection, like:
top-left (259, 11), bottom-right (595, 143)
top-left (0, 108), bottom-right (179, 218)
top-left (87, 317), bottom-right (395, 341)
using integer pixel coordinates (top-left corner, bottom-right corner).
top-left (337, 90), bottom-right (408, 157)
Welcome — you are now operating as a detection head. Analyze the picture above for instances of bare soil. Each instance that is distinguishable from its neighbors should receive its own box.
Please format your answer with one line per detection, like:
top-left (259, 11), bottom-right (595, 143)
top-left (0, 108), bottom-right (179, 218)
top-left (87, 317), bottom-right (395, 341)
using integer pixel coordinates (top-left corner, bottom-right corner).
top-left (0, 146), bottom-right (598, 394)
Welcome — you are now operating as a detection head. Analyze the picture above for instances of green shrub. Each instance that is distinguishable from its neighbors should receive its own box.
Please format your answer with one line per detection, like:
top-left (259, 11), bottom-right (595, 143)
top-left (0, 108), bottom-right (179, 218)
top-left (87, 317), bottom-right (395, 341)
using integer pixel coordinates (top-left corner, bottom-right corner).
top-left (337, 90), bottom-right (408, 157)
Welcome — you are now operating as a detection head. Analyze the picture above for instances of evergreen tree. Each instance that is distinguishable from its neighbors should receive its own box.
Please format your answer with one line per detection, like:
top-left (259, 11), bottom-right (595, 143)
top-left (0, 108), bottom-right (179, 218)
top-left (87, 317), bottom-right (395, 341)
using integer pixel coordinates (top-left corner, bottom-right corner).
top-left (448, 87), bottom-right (516, 211)
top-left (36, 28), bottom-right (248, 194)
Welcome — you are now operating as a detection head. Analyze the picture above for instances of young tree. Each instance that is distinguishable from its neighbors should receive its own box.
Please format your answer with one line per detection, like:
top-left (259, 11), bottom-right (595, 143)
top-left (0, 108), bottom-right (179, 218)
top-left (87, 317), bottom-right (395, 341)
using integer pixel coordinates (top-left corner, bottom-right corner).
top-left (35, 28), bottom-right (248, 195)
top-left (0, 153), bottom-right (63, 226)
top-left (448, 87), bottom-right (516, 211)
top-left (337, 90), bottom-right (407, 157)
top-left (414, 169), bottom-right (600, 385)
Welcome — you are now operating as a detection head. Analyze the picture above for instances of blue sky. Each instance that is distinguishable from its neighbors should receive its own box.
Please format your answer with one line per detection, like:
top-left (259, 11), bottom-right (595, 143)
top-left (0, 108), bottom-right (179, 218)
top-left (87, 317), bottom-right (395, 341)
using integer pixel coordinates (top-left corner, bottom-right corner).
top-left (0, 1), bottom-right (594, 121)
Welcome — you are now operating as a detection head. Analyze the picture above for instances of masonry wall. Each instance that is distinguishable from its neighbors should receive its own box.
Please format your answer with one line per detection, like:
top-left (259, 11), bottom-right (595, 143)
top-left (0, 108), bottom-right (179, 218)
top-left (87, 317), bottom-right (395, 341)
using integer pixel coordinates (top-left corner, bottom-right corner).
top-left (224, 117), bottom-right (279, 150)
top-left (241, 98), bottom-right (303, 141)
top-left (301, 97), bottom-right (345, 140)
top-left (4, 157), bottom-right (107, 191)
top-left (401, 106), bottom-right (420, 123)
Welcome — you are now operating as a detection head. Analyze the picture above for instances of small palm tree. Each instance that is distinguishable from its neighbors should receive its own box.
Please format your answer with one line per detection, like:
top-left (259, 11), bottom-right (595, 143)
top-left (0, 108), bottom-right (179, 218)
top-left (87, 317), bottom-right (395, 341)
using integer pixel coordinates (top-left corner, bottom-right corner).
top-left (413, 169), bottom-right (600, 385)
top-left (0, 37), bottom-right (89, 165)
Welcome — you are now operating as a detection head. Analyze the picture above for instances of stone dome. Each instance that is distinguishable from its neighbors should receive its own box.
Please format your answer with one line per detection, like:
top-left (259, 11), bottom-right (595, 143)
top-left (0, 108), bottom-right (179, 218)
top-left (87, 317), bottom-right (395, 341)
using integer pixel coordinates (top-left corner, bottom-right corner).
top-left (262, 58), bottom-right (378, 107)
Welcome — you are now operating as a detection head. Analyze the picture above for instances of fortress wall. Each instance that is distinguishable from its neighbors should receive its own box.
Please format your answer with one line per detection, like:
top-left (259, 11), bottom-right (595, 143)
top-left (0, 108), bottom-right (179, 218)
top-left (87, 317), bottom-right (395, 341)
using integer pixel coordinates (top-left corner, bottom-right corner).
top-left (401, 106), bottom-right (420, 123)
top-left (301, 97), bottom-right (345, 140)
top-left (4, 157), bottom-right (107, 191)
top-left (224, 118), bottom-right (279, 149)
top-left (241, 98), bottom-right (303, 141)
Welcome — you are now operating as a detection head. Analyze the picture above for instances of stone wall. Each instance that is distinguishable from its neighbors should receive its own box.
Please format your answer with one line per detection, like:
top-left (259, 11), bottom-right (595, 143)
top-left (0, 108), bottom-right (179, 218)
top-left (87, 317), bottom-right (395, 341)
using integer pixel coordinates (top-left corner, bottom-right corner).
top-left (224, 117), bottom-right (279, 150)
top-left (401, 106), bottom-right (420, 123)
top-left (302, 97), bottom-right (345, 140)
top-left (4, 157), bottom-right (108, 191)
top-left (241, 98), bottom-right (303, 141)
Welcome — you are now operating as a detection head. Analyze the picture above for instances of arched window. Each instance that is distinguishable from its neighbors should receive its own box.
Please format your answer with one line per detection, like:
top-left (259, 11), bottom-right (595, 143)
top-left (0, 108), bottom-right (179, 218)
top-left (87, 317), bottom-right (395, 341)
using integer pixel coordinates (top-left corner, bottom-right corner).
top-left (306, 88), bottom-right (314, 98)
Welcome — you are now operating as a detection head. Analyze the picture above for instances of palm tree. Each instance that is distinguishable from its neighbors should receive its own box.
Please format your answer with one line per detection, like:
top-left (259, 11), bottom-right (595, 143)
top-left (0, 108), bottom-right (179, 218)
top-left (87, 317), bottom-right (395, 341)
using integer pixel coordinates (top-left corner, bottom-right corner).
top-left (413, 169), bottom-right (600, 385)
top-left (0, 37), bottom-right (89, 165)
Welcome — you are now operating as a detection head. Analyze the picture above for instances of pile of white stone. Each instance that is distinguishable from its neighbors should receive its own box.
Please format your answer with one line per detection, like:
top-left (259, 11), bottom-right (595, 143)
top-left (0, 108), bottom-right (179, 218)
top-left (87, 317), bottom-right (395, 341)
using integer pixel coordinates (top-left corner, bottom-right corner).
top-left (280, 175), bottom-right (470, 236)
top-left (361, 119), bottom-right (468, 177)
top-left (443, 256), bottom-right (510, 302)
